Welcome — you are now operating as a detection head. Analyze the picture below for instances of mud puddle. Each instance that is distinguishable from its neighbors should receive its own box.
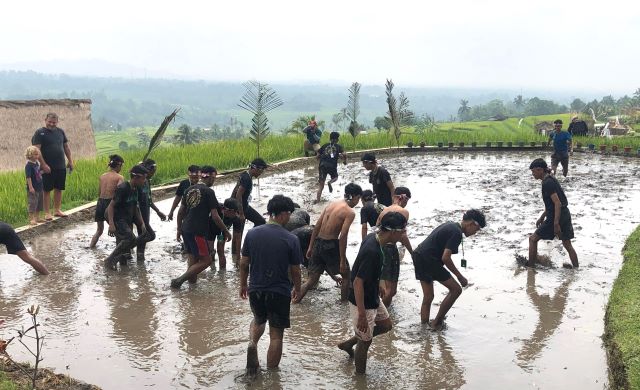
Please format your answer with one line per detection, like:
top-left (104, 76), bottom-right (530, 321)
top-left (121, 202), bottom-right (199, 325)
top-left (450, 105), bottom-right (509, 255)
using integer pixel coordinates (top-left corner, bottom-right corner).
top-left (1, 151), bottom-right (639, 389)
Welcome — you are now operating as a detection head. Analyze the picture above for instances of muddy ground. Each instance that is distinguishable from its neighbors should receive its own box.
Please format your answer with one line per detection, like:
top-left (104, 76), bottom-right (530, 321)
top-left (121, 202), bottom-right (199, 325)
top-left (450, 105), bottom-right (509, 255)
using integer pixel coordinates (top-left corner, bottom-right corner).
top-left (1, 151), bottom-right (639, 389)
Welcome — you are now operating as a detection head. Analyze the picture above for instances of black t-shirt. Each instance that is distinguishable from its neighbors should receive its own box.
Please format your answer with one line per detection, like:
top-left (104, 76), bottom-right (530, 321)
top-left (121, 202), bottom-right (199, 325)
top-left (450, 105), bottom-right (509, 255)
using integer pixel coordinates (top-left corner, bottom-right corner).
top-left (231, 171), bottom-right (253, 208)
top-left (25, 161), bottom-right (43, 192)
top-left (291, 225), bottom-right (313, 256)
top-left (181, 184), bottom-right (220, 236)
top-left (318, 142), bottom-right (344, 168)
top-left (414, 222), bottom-right (462, 264)
top-left (175, 179), bottom-right (192, 197)
top-left (207, 210), bottom-right (235, 240)
top-left (32, 127), bottom-right (68, 170)
top-left (112, 182), bottom-right (139, 223)
top-left (348, 233), bottom-right (384, 309)
top-left (541, 175), bottom-right (568, 218)
top-left (138, 180), bottom-right (152, 211)
top-left (369, 166), bottom-right (393, 206)
top-left (360, 202), bottom-right (385, 226)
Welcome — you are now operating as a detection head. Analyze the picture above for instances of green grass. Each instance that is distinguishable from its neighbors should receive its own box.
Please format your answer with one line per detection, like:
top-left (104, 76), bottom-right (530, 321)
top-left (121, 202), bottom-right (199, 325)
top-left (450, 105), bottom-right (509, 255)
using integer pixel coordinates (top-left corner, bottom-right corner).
top-left (0, 370), bottom-right (20, 390)
top-left (605, 226), bottom-right (640, 389)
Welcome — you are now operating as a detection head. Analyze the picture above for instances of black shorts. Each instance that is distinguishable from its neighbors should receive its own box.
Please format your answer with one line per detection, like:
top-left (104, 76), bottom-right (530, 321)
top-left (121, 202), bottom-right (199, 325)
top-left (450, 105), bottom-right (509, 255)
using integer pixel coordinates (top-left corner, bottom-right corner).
top-left (249, 291), bottom-right (291, 329)
top-left (308, 238), bottom-right (341, 275)
top-left (94, 198), bottom-right (111, 222)
top-left (42, 169), bottom-right (66, 192)
top-left (318, 164), bottom-right (338, 182)
top-left (113, 219), bottom-right (136, 242)
top-left (0, 222), bottom-right (27, 255)
top-left (232, 205), bottom-right (266, 232)
top-left (535, 207), bottom-right (575, 240)
top-left (412, 252), bottom-right (451, 283)
top-left (551, 152), bottom-right (569, 170)
top-left (381, 244), bottom-right (400, 282)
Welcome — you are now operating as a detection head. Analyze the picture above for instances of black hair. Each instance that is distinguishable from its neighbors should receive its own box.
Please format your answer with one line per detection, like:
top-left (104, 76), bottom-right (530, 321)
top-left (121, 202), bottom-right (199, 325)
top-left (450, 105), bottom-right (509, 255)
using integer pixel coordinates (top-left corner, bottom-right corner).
top-left (330, 131), bottom-right (340, 140)
top-left (201, 165), bottom-right (216, 174)
top-left (344, 183), bottom-right (363, 200)
top-left (142, 159), bottom-right (157, 171)
top-left (553, 119), bottom-right (563, 125)
top-left (188, 165), bottom-right (201, 173)
top-left (267, 194), bottom-right (295, 215)
top-left (130, 164), bottom-right (149, 177)
top-left (223, 198), bottom-right (240, 211)
top-left (250, 158), bottom-right (268, 169)
top-left (394, 186), bottom-right (411, 198)
top-left (361, 189), bottom-right (375, 202)
top-left (361, 152), bottom-right (376, 163)
top-left (463, 209), bottom-right (487, 228)
top-left (379, 212), bottom-right (407, 231)
top-left (108, 154), bottom-right (124, 168)
top-left (529, 158), bottom-right (552, 174)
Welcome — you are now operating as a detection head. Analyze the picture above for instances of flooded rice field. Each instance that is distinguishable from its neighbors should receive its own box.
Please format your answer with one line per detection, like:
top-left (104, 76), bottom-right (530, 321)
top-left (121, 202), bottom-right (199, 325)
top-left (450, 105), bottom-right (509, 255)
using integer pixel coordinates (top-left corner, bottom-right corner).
top-left (1, 151), bottom-right (640, 389)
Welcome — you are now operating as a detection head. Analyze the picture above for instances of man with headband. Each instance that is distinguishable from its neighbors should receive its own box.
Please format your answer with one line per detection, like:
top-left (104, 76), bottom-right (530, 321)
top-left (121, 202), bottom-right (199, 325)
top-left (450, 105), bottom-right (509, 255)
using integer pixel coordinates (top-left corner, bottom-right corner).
top-left (337, 212), bottom-right (407, 374)
top-left (361, 153), bottom-right (395, 206)
top-left (168, 165), bottom-right (201, 221)
top-left (375, 186), bottom-right (413, 307)
top-left (411, 209), bottom-right (486, 330)
top-left (294, 183), bottom-right (362, 303)
top-left (528, 158), bottom-right (579, 268)
top-left (229, 158), bottom-right (268, 262)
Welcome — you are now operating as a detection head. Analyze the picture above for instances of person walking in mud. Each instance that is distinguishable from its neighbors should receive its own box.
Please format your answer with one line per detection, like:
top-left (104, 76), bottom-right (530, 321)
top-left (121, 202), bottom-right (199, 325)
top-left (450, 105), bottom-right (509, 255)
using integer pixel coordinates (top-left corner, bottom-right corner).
top-left (412, 209), bottom-right (486, 329)
top-left (303, 119), bottom-right (322, 157)
top-left (315, 131), bottom-right (347, 203)
top-left (32, 113), bottom-right (74, 220)
top-left (360, 190), bottom-right (385, 241)
top-left (135, 159), bottom-right (167, 262)
top-left (0, 221), bottom-right (49, 275)
top-left (228, 158), bottom-right (268, 262)
top-left (90, 154), bottom-right (125, 248)
top-left (212, 198), bottom-right (241, 269)
top-left (527, 158), bottom-right (579, 268)
top-left (104, 164), bottom-right (150, 270)
top-left (547, 119), bottom-right (573, 177)
top-left (337, 212), bottom-right (407, 374)
top-left (294, 183), bottom-right (362, 303)
top-left (239, 195), bottom-right (302, 375)
top-left (173, 166), bottom-right (232, 288)
top-left (167, 165), bottom-right (201, 221)
top-left (375, 187), bottom-right (414, 307)
top-left (361, 153), bottom-right (395, 206)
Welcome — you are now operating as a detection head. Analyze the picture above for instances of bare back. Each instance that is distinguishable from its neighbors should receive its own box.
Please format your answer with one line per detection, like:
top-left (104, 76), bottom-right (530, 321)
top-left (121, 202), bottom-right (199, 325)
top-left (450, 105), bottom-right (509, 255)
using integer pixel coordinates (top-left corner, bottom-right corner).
top-left (377, 204), bottom-right (409, 225)
top-left (317, 200), bottom-right (355, 240)
top-left (99, 171), bottom-right (124, 199)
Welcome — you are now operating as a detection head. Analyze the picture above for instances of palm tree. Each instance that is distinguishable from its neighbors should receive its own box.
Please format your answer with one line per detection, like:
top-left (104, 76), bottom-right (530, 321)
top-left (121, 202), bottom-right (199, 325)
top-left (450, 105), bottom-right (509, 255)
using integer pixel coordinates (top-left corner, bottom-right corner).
top-left (238, 80), bottom-right (283, 157)
top-left (458, 99), bottom-right (471, 122)
top-left (175, 124), bottom-right (200, 145)
top-left (513, 95), bottom-right (526, 112)
top-left (284, 115), bottom-right (325, 135)
top-left (385, 79), bottom-right (414, 148)
top-left (345, 82), bottom-right (361, 151)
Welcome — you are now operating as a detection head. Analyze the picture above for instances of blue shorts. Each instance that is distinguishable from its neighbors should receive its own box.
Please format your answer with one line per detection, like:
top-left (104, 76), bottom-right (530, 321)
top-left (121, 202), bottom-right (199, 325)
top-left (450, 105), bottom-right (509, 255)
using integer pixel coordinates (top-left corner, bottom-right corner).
top-left (182, 232), bottom-right (209, 257)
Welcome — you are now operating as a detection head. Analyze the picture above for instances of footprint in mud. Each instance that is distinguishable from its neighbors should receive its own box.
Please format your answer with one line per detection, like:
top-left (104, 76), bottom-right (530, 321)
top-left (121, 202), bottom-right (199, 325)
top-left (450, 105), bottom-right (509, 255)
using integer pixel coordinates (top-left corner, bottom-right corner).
top-left (514, 253), bottom-right (553, 267)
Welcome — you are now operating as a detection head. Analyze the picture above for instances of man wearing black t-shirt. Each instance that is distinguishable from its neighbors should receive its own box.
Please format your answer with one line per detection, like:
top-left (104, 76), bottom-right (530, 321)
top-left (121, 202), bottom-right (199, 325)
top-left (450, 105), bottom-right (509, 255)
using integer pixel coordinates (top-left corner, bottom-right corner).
top-left (361, 152), bottom-right (395, 206)
top-left (528, 158), bottom-right (579, 268)
top-left (32, 113), bottom-right (74, 220)
top-left (315, 131), bottom-right (347, 203)
top-left (135, 159), bottom-right (167, 262)
top-left (337, 212), bottom-right (407, 375)
top-left (229, 158), bottom-right (268, 262)
top-left (168, 165), bottom-right (201, 221)
top-left (104, 164), bottom-right (150, 270)
top-left (172, 166), bottom-right (231, 289)
top-left (210, 198), bottom-right (240, 269)
top-left (360, 190), bottom-right (385, 241)
top-left (412, 209), bottom-right (486, 330)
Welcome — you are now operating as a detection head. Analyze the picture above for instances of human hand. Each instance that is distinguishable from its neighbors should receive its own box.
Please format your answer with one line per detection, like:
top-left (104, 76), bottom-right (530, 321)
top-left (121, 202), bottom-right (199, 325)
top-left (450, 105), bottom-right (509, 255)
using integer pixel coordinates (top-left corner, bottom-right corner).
top-left (291, 288), bottom-right (301, 302)
top-left (458, 275), bottom-right (468, 287)
top-left (357, 313), bottom-right (369, 334)
top-left (536, 217), bottom-right (544, 228)
top-left (157, 211), bottom-right (167, 221)
top-left (108, 225), bottom-right (116, 237)
top-left (240, 285), bottom-right (248, 299)
top-left (223, 230), bottom-right (232, 242)
top-left (139, 225), bottom-right (147, 236)
top-left (29, 187), bottom-right (35, 194)
top-left (305, 248), bottom-right (313, 259)
top-left (42, 164), bottom-right (51, 174)
top-left (176, 231), bottom-right (182, 242)
top-left (168, 212), bottom-right (174, 221)
top-left (67, 161), bottom-right (74, 171)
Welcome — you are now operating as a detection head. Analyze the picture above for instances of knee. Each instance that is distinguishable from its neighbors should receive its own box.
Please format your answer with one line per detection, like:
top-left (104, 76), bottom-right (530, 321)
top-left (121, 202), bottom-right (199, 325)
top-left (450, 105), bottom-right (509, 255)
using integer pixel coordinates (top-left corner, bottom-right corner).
top-left (451, 284), bottom-right (462, 298)
top-left (380, 320), bottom-right (392, 334)
top-left (529, 234), bottom-right (539, 245)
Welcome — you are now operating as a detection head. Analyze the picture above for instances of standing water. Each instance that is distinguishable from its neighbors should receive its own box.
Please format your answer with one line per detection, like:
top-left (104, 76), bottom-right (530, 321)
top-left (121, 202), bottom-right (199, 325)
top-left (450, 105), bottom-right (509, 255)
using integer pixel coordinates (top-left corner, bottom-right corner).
top-left (1, 151), bottom-right (639, 389)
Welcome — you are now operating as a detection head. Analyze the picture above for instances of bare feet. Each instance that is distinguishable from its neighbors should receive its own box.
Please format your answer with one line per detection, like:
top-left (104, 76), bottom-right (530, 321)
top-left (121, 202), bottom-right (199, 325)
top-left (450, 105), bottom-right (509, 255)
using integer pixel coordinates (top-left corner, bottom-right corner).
top-left (54, 211), bottom-right (68, 218)
top-left (337, 341), bottom-right (355, 358)
top-left (562, 262), bottom-right (579, 269)
top-left (246, 344), bottom-right (259, 376)
top-left (29, 220), bottom-right (38, 225)
top-left (429, 319), bottom-right (445, 331)
top-left (45, 214), bottom-right (53, 221)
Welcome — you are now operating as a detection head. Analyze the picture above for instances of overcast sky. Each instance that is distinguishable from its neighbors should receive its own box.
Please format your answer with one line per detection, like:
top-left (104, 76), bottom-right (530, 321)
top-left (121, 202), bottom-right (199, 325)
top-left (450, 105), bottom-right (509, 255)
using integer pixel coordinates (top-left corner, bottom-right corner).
top-left (2, 0), bottom-right (638, 93)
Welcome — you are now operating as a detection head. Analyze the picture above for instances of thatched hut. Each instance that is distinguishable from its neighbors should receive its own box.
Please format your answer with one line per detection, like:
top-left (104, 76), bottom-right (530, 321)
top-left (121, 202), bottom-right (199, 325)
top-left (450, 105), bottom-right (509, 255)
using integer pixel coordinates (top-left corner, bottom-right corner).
top-left (0, 99), bottom-right (96, 171)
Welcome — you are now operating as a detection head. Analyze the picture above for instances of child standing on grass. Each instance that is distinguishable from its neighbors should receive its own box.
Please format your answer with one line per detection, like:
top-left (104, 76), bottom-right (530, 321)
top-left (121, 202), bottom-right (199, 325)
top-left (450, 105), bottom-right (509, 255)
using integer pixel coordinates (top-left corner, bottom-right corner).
top-left (25, 146), bottom-right (44, 225)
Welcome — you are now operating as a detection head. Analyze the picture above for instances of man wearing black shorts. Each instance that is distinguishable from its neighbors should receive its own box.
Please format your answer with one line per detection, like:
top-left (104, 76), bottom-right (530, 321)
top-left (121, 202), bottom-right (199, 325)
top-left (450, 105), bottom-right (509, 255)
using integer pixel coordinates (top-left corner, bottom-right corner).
top-left (337, 212), bottom-right (407, 374)
top-left (528, 158), bottom-right (579, 268)
top-left (230, 158), bottom-right (268, 262)
top-left (239, 195), bottom-right (302, 375)
top-left (412, 209), bottom-right (486, 330)
top-left (135, 159), bottom-right (167, 262)
top-left (360, 190), bottom-right (384, 241)
top-left (315, 131), bottom-right (347, 203)
top-left (361, 152), bottom-right (395, 206)
top-left (0, 221), bottom-right (49, 275)
top-left (173, 166), bottom-right (231, 288)
top-left (104, 164), bottom-right (150, 270)
top-left (32, 113), bottom-right (74, 220)
top-left (211, 198), bottom-right (240, 269)
top-left (168, 165), bottom-right (201, 221)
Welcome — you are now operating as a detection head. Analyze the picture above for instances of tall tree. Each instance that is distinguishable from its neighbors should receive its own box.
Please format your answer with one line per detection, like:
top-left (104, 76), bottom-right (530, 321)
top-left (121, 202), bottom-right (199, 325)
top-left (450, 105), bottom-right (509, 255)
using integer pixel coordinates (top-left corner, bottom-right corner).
top-left (174, 124), bottom-right (200, 145)
top-left (458, 99), bottom-right (471, 122)
top-left (345, 82), bottom-right (361, 151)
top-left (513, 95), bottom-right (526, 111)
top-left (238, 81), bottom-right (283, 157)
top-left (385, 79), bottom-right (414, 148)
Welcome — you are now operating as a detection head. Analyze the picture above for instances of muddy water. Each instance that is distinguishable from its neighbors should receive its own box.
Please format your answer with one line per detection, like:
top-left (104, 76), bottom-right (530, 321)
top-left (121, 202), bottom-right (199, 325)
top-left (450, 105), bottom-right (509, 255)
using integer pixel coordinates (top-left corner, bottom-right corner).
top-left (1, 151), bottom-right (639, 389)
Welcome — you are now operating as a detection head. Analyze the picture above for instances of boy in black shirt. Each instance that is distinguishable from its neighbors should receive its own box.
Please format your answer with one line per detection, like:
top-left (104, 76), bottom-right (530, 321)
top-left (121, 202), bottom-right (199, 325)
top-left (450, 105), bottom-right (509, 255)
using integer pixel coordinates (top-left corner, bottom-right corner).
top-left (361, 153), bottom-right (395, 206)
top-left (412, 209), bottom-right (486, 330)
top-left (528, 158), bottom-right (579, 268)
top-left (315, 131), bottom-right (347, 203)
top-left (168, 165), bottom-right (201, 221)
top-left (211, 198), bottom-right (240, 269)
top-left (360, 190), bottom-right (385, 241)
top-left (104, 164), bottom-right (150, 270)
top-left (337, 212), bottom-right (407, 374)
top-left (135, 159), bottom-right (167, 262)
top-left (173, 166), bottom-right (231, 288)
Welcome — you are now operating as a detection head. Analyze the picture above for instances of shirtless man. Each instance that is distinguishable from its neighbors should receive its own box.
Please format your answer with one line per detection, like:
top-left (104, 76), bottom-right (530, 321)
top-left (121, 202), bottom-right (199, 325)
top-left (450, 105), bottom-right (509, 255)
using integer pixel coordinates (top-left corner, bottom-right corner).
top-left (375, 187), bottom-right (413, 307)
top-left (90, 154), bottom-right (125, 248)
top-left (294, 183), bottom-right (362, 303)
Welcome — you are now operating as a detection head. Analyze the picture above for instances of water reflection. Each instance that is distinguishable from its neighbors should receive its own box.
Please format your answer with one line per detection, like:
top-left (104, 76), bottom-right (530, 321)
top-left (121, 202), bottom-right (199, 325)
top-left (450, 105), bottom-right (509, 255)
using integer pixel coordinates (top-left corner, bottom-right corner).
top-left (419, 333), bottom-right (466, 389)
top-left (516, 269), bottom-right (574, 370)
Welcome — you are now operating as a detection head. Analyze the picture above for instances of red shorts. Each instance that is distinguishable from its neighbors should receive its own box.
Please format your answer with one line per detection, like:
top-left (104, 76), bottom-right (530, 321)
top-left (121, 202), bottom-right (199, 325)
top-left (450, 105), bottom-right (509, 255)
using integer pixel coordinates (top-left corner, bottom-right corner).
top-left (182, 233), bottom-right (209, 257)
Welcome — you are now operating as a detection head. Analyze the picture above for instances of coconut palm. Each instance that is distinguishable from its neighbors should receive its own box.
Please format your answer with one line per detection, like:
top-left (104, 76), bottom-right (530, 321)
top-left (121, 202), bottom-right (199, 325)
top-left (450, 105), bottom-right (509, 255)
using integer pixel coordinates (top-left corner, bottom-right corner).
top-left (513, 95), bottom-right (526, 112)
top-left (284, 115), bottom-right (325, 135)
top-left (458, 99), bottom-right (471, 122)
top-left (174, 124), bottom-right (201, 145)
top-left (142, 108), bottom-right (179, 160)
top-left (238, 81), bottom-right (283, 157)
top-left (385, 79), bottom-right (414, 148)
top-left (345, 82), bottom-right (361, 151)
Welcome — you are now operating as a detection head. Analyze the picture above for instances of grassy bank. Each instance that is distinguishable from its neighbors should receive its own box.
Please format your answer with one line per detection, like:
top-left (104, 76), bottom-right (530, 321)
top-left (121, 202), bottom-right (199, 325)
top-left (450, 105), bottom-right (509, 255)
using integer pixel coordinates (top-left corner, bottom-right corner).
top-left (604, 226), bottom-right (640, 389)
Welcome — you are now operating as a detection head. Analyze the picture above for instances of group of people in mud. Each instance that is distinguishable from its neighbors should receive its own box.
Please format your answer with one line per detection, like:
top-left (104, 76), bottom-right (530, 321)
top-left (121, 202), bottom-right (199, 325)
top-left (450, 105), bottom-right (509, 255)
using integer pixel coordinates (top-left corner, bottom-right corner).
top-left (0, 116), bottom-right (580, 376)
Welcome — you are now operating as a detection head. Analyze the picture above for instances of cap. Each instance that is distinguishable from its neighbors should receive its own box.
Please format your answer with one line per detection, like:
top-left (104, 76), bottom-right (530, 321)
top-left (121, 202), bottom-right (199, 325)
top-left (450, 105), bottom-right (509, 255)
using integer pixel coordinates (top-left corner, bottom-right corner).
top-left (529, 158), bottom-right (548, 170)
top-left (361, 152), bottom-right (376, 163)
top-left (380, 212), bottom-right (407, 231)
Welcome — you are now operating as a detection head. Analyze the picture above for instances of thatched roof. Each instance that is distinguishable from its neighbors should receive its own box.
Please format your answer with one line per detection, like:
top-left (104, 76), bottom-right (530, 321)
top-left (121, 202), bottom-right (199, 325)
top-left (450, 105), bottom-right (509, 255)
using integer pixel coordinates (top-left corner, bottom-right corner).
top-left (0, 99), bottom-right (96, 171)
